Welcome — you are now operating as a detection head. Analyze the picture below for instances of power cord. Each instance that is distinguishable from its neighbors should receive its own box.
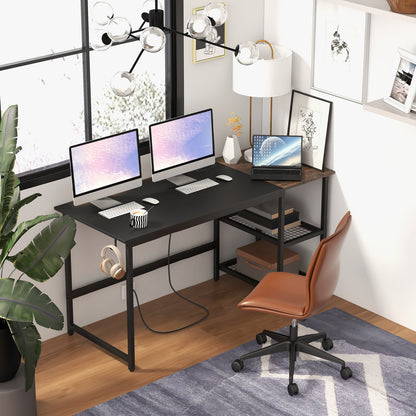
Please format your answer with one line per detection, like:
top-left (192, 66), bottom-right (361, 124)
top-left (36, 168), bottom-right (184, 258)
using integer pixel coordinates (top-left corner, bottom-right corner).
top-left (133, 233), bottom-right (209, 334)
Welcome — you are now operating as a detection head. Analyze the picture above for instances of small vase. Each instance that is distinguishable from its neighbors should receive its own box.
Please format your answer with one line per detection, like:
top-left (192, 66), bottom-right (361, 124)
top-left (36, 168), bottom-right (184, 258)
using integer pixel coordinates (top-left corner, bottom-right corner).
top-left (222, 135), bottom-right (242, 164)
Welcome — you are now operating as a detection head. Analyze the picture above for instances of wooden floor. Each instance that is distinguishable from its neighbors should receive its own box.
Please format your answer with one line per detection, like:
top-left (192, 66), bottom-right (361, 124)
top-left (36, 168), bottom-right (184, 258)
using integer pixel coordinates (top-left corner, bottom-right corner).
top-left (35, 275), bottom-right (416, 416)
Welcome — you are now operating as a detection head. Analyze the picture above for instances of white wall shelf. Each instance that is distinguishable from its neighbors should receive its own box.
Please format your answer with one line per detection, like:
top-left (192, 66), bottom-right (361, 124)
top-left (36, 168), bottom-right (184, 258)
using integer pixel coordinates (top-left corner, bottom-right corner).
top-left (363, 99), bottom-right (416, 125)
top-left (334, 0), bottom-right (416, 22)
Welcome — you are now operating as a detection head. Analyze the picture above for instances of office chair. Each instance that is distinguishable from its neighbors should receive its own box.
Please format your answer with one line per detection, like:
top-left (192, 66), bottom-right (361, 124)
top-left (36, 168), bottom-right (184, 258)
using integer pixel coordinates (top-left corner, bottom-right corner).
top-left (231, 211), bottom-right (352, 396)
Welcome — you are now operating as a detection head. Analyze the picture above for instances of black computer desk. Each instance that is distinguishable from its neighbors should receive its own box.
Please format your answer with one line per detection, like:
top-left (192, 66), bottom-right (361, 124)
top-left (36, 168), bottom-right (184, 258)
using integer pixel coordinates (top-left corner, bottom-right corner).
top-left (55, 162), bottom-right (286, 371)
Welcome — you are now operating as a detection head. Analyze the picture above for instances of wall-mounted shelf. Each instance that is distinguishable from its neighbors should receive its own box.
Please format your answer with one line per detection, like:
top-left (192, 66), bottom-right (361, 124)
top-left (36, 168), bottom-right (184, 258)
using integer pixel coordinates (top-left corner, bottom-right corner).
top-left (363, 99), bottom-right (416, 126)
top-left (334, 0), bottom-right (416, 22)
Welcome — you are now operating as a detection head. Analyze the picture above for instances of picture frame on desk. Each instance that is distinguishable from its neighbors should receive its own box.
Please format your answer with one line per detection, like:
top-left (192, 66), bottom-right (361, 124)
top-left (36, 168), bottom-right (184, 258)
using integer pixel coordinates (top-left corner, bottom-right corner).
top-left (311, 0), bottom-right (370, 104)
top-left (384, 48), bottom-right (416, 114)
top-left (287, 90), bottom-right (332, 171)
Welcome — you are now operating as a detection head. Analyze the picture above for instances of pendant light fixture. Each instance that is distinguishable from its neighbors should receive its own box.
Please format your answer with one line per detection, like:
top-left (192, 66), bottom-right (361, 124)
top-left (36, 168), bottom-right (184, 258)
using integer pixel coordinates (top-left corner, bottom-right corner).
top-left (90, 1), bottom-right (260, 96)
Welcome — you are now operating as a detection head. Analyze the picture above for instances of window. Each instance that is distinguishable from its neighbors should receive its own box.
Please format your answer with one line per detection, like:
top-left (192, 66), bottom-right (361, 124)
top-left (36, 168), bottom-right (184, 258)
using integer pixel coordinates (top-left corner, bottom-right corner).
top-left (0, 0), bottom-right (183, 189)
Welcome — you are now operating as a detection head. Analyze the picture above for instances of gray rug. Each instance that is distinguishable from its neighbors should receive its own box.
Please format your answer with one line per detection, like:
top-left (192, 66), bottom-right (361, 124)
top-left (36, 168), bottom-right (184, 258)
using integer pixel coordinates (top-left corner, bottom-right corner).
top-left (77, 308), bottom-right (416, 415)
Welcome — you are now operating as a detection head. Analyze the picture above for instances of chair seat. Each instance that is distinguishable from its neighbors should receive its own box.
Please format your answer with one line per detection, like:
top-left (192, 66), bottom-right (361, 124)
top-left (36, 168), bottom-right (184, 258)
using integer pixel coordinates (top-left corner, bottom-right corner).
top-left (238, 272), bottom-right (308, 318)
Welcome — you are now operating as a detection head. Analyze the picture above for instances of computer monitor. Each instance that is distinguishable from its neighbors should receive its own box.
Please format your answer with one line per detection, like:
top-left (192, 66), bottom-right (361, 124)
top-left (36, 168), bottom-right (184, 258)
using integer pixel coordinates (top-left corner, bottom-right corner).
top-left (69, 129), bottom-right (142, 207)
top-left (149, 108), bottom-right (215, 185)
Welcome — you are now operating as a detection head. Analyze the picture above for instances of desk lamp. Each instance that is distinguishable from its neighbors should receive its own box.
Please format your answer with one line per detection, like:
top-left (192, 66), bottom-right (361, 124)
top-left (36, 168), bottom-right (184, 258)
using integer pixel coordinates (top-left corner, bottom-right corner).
top-left (232, 40), bottom-right (292, 161)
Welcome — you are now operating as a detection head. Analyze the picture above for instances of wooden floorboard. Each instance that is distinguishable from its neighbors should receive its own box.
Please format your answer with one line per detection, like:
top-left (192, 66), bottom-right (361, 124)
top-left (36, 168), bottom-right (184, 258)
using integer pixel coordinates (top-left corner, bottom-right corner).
top-left (35, 275), bottom-right (416, 416)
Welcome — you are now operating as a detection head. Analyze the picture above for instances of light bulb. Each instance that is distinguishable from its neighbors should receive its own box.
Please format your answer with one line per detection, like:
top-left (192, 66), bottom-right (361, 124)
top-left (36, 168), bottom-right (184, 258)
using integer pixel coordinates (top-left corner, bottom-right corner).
top-left (107, 17), bottom-right (131, 42)
top-left (236, 42), bottom-right (259, 65)
top-left (186, 14), bottom-right (212, 39)
top-left (110, 71), bottom-right (136, 97)
top-left (204, 2), bottom-right (228, 26)
top-left (140, 27), bottom-right (166, 53)
top-left (90, 28), bottom-right (113, 51)
top-left (91, 1), bottom-right (114, 26)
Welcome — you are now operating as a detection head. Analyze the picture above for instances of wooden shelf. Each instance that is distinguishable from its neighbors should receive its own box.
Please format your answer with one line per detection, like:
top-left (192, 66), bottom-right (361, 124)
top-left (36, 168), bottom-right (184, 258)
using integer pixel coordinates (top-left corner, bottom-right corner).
top-left (363, 99), bottom-right (416, 126)
top-left (334, 0), bottom-right (416, 22)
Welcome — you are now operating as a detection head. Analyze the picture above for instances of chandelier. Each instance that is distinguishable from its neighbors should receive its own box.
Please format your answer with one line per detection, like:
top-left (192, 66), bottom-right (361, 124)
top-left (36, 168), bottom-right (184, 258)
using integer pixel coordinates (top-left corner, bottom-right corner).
top-left (90, 1), bottom-right (260, 96)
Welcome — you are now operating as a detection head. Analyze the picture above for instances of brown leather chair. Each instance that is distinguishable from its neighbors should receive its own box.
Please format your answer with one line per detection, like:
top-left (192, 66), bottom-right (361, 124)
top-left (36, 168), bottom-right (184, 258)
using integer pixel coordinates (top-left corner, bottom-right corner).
top-left (231, 211), bottom-right (352, 396)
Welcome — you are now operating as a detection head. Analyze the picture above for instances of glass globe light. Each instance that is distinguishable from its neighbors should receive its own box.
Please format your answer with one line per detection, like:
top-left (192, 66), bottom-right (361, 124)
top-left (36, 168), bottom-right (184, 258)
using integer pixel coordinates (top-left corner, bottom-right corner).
top-left (186, 14), bottom-right (212, 39)
top-left (110, 71), bottom-right (136, 97)
top-left (141, 0), bottom-right (164, 14)
top-left (236, 41), bottom-right (260, 65)
top-left (204, 2), bottom-right (228, 26)
top-left (140, 27), bottom-right (166, 53)
top-left (90, 28), bottom-right (113, 51)
top-left (91, 1), bottom-right (114, 26)
top-left (107, 17), bottom-right (131, 42)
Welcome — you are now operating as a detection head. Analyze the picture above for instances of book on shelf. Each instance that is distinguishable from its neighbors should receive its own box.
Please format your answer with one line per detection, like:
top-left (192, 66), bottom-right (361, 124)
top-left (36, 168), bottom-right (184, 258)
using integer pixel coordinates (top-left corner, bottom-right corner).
top-left (246, 200), bottom-right (294, 220)
top-left (238, 209), bottom-right (299, 229)
top-left (232, 210), bottom-right (301, 235)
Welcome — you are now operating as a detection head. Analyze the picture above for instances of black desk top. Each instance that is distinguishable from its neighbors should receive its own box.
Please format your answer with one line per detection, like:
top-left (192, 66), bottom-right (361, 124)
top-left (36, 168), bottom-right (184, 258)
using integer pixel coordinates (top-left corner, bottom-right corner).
top-left (55, 163), bottom-right (282, 246)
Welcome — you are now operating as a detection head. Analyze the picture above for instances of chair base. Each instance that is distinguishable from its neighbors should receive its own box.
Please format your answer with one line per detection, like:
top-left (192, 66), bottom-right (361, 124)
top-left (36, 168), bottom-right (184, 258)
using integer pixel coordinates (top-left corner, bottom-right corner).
top-left (231, 322), bottom-right (352, 395)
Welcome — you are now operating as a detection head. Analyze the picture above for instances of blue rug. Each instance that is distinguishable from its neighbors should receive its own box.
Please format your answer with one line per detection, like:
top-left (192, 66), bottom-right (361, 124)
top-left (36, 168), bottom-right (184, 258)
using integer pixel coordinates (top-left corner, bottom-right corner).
top-left (77, 308), bottom-right (416, 415)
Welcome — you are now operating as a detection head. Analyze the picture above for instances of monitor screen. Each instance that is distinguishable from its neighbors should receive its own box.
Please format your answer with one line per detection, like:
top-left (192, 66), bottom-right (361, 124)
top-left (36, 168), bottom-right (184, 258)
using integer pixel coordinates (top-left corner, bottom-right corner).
top-left (252, 135), bottom-right (302, 168)
top-left (69, 129), bottom-right (142, 206)
top-left (149, 109), bottom-right (215, 183)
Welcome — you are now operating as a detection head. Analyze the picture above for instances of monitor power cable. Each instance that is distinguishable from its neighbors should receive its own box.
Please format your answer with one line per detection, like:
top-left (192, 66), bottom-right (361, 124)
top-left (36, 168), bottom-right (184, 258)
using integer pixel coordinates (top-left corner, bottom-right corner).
top-left (133, 233), bottom-right (210, 334)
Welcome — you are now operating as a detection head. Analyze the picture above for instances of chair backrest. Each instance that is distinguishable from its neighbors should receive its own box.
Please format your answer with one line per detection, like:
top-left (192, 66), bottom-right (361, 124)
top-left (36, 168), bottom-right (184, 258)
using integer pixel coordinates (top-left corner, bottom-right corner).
top-left (304, 211), bottom-right (352, 317)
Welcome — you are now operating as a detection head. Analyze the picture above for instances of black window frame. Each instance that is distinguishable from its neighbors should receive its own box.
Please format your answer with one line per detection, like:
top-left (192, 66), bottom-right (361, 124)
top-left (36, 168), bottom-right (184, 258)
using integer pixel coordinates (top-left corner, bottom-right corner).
top-left (0, 0), bottom-right (184, 190)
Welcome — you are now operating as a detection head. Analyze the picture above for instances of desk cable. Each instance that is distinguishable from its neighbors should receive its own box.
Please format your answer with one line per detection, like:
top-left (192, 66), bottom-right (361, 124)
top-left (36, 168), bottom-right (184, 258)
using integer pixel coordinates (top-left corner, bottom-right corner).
top-left (133, 233), bottom-right (210, 334)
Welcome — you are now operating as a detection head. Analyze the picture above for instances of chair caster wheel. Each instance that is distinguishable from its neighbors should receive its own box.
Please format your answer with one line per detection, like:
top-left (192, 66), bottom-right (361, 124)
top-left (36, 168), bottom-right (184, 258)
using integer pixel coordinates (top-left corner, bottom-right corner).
top-left (322, 337), bottom-right (334, 351)
top-left (288, 383), bottom-right (299, 396)
top-left (256, 332), bottom-right (267, 345)
top-left (231, 359), bottom-right (244, 372)
top-left (340, 366), bottom-right (353, 380)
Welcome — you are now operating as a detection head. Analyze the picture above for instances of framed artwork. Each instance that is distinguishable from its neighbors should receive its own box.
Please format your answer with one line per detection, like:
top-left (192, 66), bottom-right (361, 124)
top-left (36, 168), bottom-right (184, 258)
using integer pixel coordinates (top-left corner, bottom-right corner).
top-left (192, 6), bottom-right (226, 63)
top-left (287, 90), bottom-right (332, 171)
top-left (312, 0), bottom-right (370, 103)
top-left (384, 48), bottom-right (416, 114)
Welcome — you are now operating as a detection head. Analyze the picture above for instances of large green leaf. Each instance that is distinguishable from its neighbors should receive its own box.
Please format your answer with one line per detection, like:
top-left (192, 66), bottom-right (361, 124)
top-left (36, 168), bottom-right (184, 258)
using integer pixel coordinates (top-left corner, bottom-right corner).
top-left (0, 213), bottom-right (59, 269)
top-left (0, 170), bottom-right (18, 231)
top-left (12, 215), bottom-right (76, 282)
top-left (0, 278), bottom-right (64, 329)
top-left (0, 105), bottom-right (19, 176)
top-left (8, 320), bottom-right (41, 391)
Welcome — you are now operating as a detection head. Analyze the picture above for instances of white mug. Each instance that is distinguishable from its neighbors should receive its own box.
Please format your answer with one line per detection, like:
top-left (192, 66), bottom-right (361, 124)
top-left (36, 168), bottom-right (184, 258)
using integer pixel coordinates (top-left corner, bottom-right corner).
top-left (129, 208), bottom-right (148, 229)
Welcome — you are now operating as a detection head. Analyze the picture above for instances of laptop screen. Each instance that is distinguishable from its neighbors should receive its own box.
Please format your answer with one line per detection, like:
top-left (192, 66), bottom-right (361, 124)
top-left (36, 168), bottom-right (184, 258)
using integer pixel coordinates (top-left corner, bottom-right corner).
top-left (252, 135), bottom-right (302, 168)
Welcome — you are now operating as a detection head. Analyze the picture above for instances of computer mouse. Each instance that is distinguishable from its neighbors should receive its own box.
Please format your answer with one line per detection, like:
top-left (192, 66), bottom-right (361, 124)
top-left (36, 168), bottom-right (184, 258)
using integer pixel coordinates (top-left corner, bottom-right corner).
top-left (216, 174), bottom-right (233, 182)
top-left (142, 197), bottom-right (160, 205)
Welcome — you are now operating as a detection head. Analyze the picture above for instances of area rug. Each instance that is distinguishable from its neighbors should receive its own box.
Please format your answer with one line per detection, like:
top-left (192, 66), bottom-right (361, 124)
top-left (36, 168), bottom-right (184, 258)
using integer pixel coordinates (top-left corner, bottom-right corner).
top-left (77, 308), bottom-right (416, 415)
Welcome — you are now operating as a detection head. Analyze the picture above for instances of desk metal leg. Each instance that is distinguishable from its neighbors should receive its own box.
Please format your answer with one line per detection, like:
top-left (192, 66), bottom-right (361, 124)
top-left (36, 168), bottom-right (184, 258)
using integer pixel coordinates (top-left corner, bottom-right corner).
top-left (277, 195), bottom-right (285, 271)
top-left (214, 219), bottom-right (220, 281)
top-left (125, 245), bottom-right (135, 371)
top-left (65, 254), bottom-right (74, 335)
top-left (321, 177), bottom-right (329, 239)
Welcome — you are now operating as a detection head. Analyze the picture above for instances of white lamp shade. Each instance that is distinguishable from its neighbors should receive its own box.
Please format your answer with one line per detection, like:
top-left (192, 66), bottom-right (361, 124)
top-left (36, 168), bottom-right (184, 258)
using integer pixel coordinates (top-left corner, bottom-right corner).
top-left (233, 45), bottom-right (292, 97)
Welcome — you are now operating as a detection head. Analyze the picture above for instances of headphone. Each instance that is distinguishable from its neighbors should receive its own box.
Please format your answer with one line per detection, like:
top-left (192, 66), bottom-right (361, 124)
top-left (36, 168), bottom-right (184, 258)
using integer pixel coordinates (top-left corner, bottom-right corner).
top-left (100, 245), bottom-right (125, 280)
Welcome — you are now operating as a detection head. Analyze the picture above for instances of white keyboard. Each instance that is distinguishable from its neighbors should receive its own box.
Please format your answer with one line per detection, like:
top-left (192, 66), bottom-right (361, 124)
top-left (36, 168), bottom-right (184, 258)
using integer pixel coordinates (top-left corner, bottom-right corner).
top-left (176, 178), bottom-right (219, 195)
top-left (98, 201), bottom-right (144, 219)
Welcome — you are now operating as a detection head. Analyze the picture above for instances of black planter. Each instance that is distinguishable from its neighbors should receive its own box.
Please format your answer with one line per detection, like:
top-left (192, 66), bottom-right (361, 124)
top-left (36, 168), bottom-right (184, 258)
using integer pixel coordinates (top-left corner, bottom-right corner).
top-left (0, 319), bottom-right (21, 383)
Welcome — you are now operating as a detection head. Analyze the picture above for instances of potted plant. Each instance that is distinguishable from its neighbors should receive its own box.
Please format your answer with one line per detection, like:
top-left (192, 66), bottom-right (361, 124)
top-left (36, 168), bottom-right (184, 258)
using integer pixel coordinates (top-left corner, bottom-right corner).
top-left (222, 112), bottom-right (243, 164)
top-left (0, 104), bottom-right (76, 391)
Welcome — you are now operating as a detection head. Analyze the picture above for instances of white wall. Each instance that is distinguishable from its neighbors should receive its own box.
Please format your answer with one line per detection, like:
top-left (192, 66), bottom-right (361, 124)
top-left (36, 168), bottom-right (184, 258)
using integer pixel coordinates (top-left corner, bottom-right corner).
top-left (264, 0), bottom-right (416, 331)
top-left (17, 0), bottom-right (264, 341)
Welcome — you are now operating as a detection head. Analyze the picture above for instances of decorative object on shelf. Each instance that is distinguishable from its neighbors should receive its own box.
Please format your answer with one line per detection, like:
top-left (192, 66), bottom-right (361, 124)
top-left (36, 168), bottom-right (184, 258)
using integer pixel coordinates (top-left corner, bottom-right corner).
top-left (386, 0), bottom-right (416, 14)
top-left (312, 0), bottom-right (370, 103)
top-left (287, 90), bottom-right (332, 171)
top-left (233, 40), bottom-right (292, 163)
top-left (90, 1), bottom-right (261, 96)
top-left (384, 48), bottom-right (416, 114)
top-left (0, 105), bottom-right (77, 392)
top-left (222, 135), bottom-right (242, 164)
top-left (192, 5), bottom-right (226, 63)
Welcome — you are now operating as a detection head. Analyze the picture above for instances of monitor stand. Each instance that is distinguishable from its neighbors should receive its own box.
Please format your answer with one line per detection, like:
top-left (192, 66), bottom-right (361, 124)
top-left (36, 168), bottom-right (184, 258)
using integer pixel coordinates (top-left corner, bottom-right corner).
top-left (167, 174), bottom-right (196, 186)
top-left (91, 197), bottom-right (121, 210)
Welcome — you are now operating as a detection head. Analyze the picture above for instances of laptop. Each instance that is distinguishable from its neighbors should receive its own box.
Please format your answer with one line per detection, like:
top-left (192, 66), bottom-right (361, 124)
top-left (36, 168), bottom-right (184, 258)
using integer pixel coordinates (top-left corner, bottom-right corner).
top-left (251, 135), bottom-right (302, 181)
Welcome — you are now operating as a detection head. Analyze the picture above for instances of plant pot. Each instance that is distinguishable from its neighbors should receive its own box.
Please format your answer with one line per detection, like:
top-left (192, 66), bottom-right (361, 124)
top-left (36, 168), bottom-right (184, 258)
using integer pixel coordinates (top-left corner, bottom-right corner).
top-left (222, 135), bottom-right (242, 164)
top-left (386, 0), bottom-right (416, 13)
top-left (0, 319), bottom-right (21, 383)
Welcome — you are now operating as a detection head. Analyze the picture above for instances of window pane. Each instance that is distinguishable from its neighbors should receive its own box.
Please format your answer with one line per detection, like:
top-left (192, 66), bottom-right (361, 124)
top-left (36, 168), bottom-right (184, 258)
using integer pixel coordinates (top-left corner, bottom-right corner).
top-left (90, 41), bottom-right (166, 141)
top-left (0, 56), bottom-right (84, 174)
top-left (0, 2), bottom-right (81, 65)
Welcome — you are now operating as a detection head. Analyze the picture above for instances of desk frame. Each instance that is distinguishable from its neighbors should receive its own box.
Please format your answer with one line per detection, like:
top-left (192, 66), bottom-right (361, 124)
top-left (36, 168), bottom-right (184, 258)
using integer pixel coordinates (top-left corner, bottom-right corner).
top-left (58, 162), bottom-right (334, 371)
